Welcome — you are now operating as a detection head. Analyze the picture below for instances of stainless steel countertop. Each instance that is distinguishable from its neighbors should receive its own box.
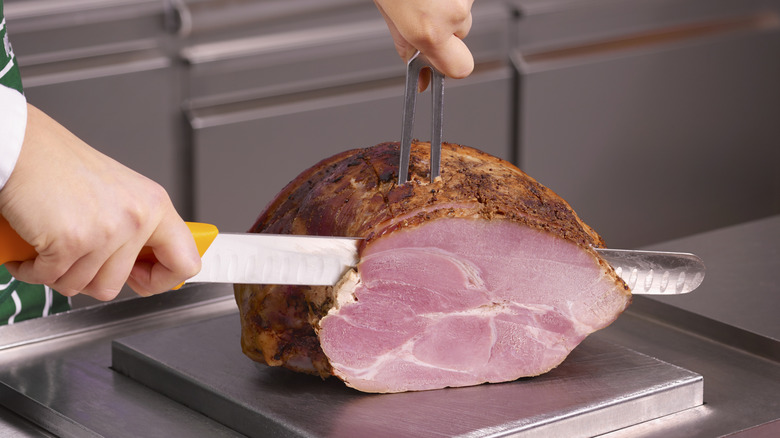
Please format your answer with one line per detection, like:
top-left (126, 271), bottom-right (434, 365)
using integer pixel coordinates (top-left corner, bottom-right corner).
top-left (110, 314), bottom-right (702, 437)
top-left (643, 215), bottom-right (780, 346)
top-left (0, 215), bottom-right (778, 437)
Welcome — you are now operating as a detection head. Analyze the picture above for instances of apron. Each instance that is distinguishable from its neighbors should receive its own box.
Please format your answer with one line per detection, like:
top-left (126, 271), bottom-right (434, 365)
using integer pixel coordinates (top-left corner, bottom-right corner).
top-left (0, 265), bottom-right (70, 324)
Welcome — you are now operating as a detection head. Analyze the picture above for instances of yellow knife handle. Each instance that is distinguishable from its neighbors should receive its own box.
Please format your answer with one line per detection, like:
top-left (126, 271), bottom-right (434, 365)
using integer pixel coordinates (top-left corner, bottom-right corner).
top-left (186, 222), bottom-right (219, 258)
top-left (0, 218), bottom-right (218, 286)
top-left (136, 222), bottom-right (218, 290)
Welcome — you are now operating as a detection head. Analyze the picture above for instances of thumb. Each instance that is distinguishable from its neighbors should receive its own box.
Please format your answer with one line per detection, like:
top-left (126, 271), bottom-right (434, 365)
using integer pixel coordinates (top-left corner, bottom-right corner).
top-left (127, 217), bottom-right (201, 296)
top-left (425, 36), bottom-right (474, 79)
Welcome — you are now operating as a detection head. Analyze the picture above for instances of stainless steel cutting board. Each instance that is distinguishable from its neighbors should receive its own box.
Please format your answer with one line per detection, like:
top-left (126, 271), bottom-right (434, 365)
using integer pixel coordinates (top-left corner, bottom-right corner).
top-left (111, 315), bottom-right (702, 437)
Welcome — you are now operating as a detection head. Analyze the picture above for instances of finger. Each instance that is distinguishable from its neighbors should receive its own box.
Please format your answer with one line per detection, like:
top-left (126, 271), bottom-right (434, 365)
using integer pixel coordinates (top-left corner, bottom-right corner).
top-left (127, 252), bottom-right (198, 297)
top-left (127, 216), bottom-right (201, 296)
top-left (417, 68), bottom-right (431, 93)
top-left (126, 260), bottom-right (155, 297)
top-left (0, 261), bottom-right (53, 292)
top-left (7, 251), bottom-right (76, 291)
top-left (375, 2), bottom-right (417, 64)
top-left (79, 242), bottom-right (143, 301)
top-left (46, 248), bottom-right (114, 298)
top-left (3, 261), bottom-right (22, 279)
top-left (453, 9), bottom-right (473, 40)
top-left (425, 36), bottom-right (474, 79)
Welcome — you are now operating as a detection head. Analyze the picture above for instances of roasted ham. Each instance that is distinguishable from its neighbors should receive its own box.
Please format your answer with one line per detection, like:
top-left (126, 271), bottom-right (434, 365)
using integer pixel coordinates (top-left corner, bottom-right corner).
top-left (234, 141), bottom-right (631, 393)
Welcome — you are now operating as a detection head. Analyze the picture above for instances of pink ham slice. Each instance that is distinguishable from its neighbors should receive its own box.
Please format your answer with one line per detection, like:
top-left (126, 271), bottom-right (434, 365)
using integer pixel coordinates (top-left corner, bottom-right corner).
top-left (234, 141), bottom-right (631, 393)
top-left (319, 219), bottom-right (627, 392)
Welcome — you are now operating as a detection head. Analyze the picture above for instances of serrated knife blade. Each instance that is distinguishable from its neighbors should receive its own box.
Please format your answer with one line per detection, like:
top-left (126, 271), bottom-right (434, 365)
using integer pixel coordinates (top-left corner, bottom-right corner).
top-left (186, 233), bottom-right (361, 286)
top-left (0, 218), bottom-right (704, 293)
top-left (595, 248), bottom-right (705, 295)
top-left (184, 231), bottom-right (705, 295)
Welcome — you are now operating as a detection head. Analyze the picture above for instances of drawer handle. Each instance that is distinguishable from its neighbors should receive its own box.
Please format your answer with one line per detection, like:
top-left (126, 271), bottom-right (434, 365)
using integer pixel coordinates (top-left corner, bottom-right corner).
top-left (518, 13), bottom-right (780, 65)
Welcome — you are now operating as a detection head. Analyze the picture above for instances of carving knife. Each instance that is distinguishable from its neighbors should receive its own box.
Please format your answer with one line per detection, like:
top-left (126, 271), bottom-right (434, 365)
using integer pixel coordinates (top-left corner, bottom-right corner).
top-left (0, 218), bottom-right (704, 294)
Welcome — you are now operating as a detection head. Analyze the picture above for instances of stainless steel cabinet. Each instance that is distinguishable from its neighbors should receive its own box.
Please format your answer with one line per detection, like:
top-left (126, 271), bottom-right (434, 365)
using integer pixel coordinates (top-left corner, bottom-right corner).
top-left (5, 0), bottom-right (187, 214)
top-left (512, 0), bottom-right (780, 248)
top-left (184, 2), bottom-right (513, 232)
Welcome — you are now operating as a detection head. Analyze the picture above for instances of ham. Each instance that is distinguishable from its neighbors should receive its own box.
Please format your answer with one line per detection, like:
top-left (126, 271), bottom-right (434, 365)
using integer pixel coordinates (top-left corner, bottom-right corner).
top-left (234, 141), bottom-right (631, 393)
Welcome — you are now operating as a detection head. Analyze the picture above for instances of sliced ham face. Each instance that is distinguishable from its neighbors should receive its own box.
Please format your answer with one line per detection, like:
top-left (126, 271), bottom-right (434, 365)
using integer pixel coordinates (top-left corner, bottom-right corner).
top-left (234, 141), bottom-right (631, 393)
top-left (319, 219), bottom-right (627, 392)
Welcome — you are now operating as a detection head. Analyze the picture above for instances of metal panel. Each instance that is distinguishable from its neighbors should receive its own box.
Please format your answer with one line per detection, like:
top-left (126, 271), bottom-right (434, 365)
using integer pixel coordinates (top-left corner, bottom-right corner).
top-left (598, 297), bottom-right (780, 438)
top-left (4, 0), bottom-right (166, 54)
top-left (511, 0), bottom-right (780, 52)
top-left (0, 404), bottom-right (50, 437)
top-left (176, 0), bottom-right (374, 39)
top-left (0, 285), bottom-right (241, 438)
top-left (20, 53), bottom-right (187, 216)
top-left (642, 215), bottom-right (780, 350)
top-left (6, 0), bottom-right (185, 212)
top-left (514, 10), bottom-right (780, 248)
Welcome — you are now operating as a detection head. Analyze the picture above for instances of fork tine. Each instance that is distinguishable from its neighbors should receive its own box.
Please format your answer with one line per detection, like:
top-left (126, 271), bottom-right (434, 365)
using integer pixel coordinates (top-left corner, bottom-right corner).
top-left (429, 67), bottom-right (444, 180)
top-left (398, 51), bottom-right (445, 184)
top-left (398, 53), bottom-right (420, 184)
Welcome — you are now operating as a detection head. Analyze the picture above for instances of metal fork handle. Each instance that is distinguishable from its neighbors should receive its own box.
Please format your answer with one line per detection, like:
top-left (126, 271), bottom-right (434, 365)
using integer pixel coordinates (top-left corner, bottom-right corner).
top-left (398, 51), bottom-right (445, 184)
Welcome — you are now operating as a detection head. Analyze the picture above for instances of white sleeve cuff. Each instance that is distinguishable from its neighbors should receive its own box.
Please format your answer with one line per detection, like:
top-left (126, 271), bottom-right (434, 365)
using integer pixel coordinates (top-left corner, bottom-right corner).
top-left (0, 85), bottom-right (27, 190)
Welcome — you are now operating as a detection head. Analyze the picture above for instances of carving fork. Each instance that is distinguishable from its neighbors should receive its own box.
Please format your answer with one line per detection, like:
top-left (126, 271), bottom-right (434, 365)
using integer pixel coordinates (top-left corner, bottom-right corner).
top-left (398, 51), bottom-right (445, 184)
